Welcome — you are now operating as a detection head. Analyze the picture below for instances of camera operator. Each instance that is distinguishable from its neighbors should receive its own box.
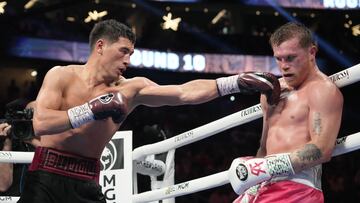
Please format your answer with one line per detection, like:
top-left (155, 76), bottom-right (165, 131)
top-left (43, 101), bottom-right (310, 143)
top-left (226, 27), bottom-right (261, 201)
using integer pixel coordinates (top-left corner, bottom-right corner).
top-left (0, 122), bottom-right (12, 192)
top-left (0, 101), bottom-right (38, 196)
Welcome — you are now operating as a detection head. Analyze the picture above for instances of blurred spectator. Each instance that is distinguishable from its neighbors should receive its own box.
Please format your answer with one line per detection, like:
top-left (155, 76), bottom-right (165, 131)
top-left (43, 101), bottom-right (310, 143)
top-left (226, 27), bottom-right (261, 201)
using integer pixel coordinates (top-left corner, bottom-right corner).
top-left (7, 79), bottom-right (20, 102)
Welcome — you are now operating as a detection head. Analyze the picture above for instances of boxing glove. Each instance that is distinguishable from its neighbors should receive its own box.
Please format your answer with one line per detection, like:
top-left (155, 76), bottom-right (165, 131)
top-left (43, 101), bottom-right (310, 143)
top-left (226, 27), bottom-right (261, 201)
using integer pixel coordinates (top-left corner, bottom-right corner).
top-left (216, 72), bottom-right (280, 105)
top-left (228, 153), bottom-right (294, 195)
top-left (67, 91), bottom-right (127, 128)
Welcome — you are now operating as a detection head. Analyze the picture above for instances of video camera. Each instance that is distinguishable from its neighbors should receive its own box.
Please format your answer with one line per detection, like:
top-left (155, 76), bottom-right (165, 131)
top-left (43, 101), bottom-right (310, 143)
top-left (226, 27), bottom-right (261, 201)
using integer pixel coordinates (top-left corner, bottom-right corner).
top-left (1, 99), bottom-right (35, 140)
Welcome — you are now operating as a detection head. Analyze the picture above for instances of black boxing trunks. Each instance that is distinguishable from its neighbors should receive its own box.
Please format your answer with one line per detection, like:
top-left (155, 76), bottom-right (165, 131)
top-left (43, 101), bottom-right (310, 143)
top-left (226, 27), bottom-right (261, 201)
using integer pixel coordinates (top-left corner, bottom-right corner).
top-left (18, 147), bottom-right (105, 203)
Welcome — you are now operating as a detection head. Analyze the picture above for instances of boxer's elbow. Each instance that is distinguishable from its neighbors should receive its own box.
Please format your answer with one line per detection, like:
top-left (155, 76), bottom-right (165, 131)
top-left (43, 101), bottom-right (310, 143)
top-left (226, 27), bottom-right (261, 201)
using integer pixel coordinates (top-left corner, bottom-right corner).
top-left (33, 117), bottom-right (50, 136)
top-left (320, 146), bottom-right (335, 163)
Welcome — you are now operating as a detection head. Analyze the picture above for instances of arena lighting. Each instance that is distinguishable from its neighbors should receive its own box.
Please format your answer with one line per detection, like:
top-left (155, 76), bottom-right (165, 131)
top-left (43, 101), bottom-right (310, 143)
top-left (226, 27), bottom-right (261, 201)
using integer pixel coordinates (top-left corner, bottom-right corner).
top-left (211, 9), bottom-right (226, 24)
top-left (352, 24), bottom-right (360, 36)
top-left (344, 20), bottom-right (352, 28)
top-left (24, 0), bottom-right (37, 10)
top-left (264, 0), bottom-right (353, 67)
top-left (66, 16), bottom-right (75, 22)
top-left (162, 12), bottom-right (181, 31)
top-left (84, 10), bottom-right (108, 23)
top-left (30, 70), bottom-right (37, 77)
top-left (0, 1), bottom-right (7, 14)
top-left (133, 0), bottom-right (238, 52)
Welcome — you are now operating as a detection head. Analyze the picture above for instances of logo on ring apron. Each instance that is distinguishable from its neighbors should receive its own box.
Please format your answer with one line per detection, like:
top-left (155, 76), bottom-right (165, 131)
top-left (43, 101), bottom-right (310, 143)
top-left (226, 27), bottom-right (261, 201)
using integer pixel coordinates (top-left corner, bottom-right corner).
top-left (100, 139), bottom-right (124, 170)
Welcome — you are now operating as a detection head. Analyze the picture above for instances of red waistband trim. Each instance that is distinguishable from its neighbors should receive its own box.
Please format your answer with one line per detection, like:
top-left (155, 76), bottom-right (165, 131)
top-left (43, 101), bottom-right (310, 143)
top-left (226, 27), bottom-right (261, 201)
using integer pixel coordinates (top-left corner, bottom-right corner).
top-left (29, 147), bottom-right (100, 182)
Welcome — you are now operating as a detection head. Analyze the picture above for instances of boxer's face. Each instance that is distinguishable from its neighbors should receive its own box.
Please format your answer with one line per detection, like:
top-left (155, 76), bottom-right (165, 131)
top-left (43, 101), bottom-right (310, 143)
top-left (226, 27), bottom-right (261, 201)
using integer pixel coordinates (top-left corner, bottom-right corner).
top-left (273, 37), bottom-right (313, 88)
top-left (98, 37), bottom-right (134, 80)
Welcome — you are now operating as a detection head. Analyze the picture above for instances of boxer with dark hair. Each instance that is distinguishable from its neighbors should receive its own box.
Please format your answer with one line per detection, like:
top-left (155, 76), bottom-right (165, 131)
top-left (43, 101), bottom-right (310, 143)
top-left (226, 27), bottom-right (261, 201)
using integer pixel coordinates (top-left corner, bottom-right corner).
top-left (18, 19), bottom-right (280, 203)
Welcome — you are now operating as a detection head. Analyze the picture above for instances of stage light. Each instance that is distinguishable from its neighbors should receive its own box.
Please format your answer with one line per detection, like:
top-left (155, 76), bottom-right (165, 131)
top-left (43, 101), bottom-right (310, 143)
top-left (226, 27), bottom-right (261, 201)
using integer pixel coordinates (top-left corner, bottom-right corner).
top-left (162, 12), bottom-right (181, 31)
top-left (84, 10), bottom-right (108, 23)
top-left (66, 17), bottom-right (75, 22)
top-left (211, 9), bottom-right (226, 24)
top-left (0, 1), bottom-right (7, 14)
top-left (31, 70), bottom-right (37, 77)
top-left (352, 24), bottom-right (360, 36)
top-left (24, 0), bottom-right (37, 10)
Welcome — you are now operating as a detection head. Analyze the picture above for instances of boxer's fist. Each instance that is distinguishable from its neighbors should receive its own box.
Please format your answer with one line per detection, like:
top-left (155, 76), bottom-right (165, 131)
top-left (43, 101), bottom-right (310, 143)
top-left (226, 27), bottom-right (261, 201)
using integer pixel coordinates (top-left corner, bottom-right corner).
top-left (228, 157), bottom-right (271, 195)
top-left (228, 154), bottom-right (294, 195)
top-left (89, 92), bottom-right (126, 122)
top-left (216, 72), bottom-right (281, 105)
top-left (67, 91), bottom-right (127, 128)
top-left (238, 72), bottom-right (280, 105)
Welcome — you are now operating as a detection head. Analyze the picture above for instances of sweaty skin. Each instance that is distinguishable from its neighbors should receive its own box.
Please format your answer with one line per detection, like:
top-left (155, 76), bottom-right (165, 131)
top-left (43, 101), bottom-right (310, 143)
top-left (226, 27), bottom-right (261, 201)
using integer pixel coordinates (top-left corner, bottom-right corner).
top-left (33, 37), bottom-right (219, 159)
top-left (258, 37), bottom-right (343, 173)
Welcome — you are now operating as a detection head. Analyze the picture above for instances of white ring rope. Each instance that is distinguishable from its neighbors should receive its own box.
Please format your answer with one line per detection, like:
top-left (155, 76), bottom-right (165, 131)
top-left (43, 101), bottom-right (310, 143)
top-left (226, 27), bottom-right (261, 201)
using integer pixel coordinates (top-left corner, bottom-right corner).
top-left (1, 64), bottom-right (359, 165)
top-left (132, 63), bottom-right (360, 202)
top-left (0, 151), bottom-right (167, 177)
top-left (0, 63), bottom-right (360, 203)
top-left (0, 151), bottom-right (33, 163)
top-left (134, 158), bottom-right (166, 176)
top-left (132, 63), bottom-right (360, 161)
top-left (132, 131), bottom-right (360, 202)
top-left (0, 197), bottom-right (18, 203)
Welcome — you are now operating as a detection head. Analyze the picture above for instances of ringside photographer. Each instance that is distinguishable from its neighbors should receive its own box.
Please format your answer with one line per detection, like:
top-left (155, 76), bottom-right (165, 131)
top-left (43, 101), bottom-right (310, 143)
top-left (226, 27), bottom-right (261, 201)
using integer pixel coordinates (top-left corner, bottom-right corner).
top-left (0, 100), bottom-right (38, 196)
top-left (0, 122), bottom-right (12, 192)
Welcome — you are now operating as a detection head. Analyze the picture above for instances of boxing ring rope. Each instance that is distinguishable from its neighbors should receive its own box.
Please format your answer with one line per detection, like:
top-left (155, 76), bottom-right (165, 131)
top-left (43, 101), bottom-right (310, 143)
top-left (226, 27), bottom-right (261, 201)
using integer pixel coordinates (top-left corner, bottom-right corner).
top-left (132, 131), bottom-right (360, 202)
top-left (0, 63), bottom-right (359, 203)
top-left (132, 63), bottom-right (360, 202)
top-left (133, 63), bottom-right (360, 160)
top-left (2, 132), bottom-right (359, 203)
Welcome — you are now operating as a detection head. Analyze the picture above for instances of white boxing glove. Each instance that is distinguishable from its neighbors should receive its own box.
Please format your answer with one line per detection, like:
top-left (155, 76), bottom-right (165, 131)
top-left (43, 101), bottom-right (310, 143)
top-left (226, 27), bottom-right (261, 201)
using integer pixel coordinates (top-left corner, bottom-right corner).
top-left (228, 153), bottom-right (294, 195)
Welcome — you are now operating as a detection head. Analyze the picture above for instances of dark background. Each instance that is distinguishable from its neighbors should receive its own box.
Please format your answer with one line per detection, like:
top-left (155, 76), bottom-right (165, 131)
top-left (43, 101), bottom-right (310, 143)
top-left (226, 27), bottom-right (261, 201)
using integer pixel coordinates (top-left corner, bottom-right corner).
top-left (0, 0), bottom-right (359, 202)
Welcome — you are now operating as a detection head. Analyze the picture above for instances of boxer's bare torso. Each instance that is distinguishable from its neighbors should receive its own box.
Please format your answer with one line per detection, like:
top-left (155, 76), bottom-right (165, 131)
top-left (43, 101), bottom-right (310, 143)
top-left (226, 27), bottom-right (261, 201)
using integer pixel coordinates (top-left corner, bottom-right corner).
top-left (264, 75), bottom-right (337, 155)
top-left (35, 64), bottom-right (219, 158)
top-left (36, 65), bottom-right (135, 158)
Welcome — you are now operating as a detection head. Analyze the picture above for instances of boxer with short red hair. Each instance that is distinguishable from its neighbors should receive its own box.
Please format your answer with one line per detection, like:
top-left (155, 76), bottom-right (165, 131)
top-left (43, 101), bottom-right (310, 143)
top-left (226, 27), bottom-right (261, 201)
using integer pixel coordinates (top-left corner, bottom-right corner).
top-left (230, 22), bottom-right (343, 203)
top-left (18, 19), bottom-right (280, 203)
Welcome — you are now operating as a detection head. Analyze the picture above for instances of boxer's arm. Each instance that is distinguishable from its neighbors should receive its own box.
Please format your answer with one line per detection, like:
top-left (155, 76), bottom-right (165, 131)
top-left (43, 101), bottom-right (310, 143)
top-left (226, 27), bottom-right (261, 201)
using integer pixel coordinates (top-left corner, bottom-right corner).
top-left (0, 123), bottom-right (13, 192)
top-left (229, 84), bottom-right (343, 195)
top-left (133, 72), bottom-right (280, 107)
top-left (133, 77), bottom-right (218, 107)
top-left (35, 68), bottom-right (127, 135)
top-left (33, 67), bottom-right (73, 135)
top-left (289, 84), bottom-right (343, 173)
top-left (256, 95), bottom-right (269, 158)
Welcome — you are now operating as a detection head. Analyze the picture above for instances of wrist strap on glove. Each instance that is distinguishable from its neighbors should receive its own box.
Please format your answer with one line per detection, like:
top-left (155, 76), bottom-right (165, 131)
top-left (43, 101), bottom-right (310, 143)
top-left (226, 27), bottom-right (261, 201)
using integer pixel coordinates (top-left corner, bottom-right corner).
top-left (67, 103), bottom-right (94, 128)
top-left (216, 75), bottom-right (241, 96)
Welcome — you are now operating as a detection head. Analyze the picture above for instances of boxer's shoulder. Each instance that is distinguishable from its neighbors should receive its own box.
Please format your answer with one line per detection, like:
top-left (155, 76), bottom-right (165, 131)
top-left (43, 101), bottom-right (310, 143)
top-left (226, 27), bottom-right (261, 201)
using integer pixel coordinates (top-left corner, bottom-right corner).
top-left (46, 65), bottom-right (78, 77)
